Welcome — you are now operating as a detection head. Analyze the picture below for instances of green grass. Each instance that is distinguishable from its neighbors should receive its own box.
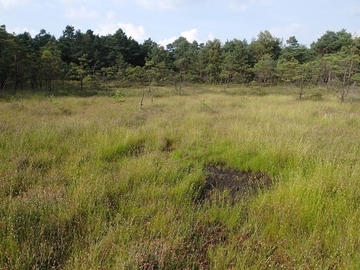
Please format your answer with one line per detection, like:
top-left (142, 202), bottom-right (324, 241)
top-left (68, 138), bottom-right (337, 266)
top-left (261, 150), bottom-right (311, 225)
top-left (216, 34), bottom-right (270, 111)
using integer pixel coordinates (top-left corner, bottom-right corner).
top-left (1, 86), bottom-right (360, 269)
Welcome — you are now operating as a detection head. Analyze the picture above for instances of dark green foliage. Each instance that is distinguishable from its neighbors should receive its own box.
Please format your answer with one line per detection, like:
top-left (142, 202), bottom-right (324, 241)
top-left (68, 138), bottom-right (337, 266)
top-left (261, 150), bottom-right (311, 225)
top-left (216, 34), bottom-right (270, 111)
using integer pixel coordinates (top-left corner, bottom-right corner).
top-left (311, 29), bottom-right (353, 56)
top-left (281, 36), bottom-right (315, 64)
top-left (0, 25), bottom-right (359, 95)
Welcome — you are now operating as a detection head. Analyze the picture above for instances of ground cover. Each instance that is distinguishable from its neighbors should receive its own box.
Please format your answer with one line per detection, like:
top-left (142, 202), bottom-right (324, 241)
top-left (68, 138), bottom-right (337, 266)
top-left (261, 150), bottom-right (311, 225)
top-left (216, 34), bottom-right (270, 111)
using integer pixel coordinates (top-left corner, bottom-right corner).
top-left (1, 87), bottom-right (360, 269)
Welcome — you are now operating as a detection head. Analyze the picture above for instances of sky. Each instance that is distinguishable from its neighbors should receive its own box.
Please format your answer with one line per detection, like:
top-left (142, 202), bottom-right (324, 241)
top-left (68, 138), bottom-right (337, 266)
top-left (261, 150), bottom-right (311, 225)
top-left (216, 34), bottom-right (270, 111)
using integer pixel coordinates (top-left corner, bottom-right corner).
top-left (1, 0), bottom-right (359, 47)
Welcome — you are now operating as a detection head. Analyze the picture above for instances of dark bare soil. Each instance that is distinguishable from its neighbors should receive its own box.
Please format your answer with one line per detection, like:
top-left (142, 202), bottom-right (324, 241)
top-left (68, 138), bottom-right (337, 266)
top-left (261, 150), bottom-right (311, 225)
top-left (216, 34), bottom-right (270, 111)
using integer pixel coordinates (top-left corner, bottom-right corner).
top-left (200, 164), bottom-right (272, 200)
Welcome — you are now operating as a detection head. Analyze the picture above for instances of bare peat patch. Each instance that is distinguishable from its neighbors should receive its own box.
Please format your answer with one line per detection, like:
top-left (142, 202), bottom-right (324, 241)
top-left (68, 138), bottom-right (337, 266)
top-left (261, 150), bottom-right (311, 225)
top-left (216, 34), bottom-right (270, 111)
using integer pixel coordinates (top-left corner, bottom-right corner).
top-left (200, 164), bottom-right (272, 201)
top-left (161, 137), bottom-right (176, 152)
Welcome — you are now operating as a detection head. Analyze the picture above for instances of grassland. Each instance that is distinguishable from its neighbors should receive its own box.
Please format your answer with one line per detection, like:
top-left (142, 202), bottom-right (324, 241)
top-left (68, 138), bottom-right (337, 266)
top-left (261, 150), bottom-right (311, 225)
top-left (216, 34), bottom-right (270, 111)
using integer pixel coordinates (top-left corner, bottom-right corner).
top-left (1, 86), bottom-right (360, 269)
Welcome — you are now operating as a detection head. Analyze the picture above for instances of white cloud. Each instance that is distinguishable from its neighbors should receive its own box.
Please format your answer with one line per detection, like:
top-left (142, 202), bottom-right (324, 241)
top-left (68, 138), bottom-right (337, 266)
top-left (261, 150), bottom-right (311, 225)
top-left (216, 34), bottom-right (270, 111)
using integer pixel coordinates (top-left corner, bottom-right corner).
top-left (158, 28), bottom-right (214, 47)
top-left (95, 22), bottom-right (148, 42)
top-left (118, 22), bottom-right (148, 41)
top-left (270, 23), bottom-right (306, 40)
top-left (94, 23), bottom-right (118, 36)
top-left (158, 37), bottom-right (177, 47)
top-left (181, 29), bottom-right (201, 43)
top-left (208, 32), bottom-right (215, 41)
top-left (0, 0), bottom-right (30, 9)
top-left (9, 27), bottom-right (37, 37)
top-left (181, 29), bottom-right (216, 43)
top-left (64, 6), bottom-right (99, 20)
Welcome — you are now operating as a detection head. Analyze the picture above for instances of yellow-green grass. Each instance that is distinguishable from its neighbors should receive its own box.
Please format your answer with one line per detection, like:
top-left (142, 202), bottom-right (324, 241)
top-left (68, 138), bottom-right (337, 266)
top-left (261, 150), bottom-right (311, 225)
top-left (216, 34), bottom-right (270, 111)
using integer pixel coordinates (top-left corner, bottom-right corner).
top-left (1, 87), bottom-right (360, 269)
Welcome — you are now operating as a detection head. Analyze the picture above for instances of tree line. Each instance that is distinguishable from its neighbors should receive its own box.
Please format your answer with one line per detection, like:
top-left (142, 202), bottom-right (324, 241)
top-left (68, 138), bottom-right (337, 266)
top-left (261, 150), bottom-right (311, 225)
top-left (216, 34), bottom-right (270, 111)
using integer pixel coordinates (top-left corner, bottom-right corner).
top-left (1, 24), bottom-right (360, 98)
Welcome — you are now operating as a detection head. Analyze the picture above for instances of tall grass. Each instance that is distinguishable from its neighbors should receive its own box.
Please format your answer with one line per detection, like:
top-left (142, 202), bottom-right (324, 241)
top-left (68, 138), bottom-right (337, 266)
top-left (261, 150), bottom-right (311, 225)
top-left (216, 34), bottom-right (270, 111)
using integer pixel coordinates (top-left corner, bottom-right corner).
top-left (1, 87), bottom-right (360, 269)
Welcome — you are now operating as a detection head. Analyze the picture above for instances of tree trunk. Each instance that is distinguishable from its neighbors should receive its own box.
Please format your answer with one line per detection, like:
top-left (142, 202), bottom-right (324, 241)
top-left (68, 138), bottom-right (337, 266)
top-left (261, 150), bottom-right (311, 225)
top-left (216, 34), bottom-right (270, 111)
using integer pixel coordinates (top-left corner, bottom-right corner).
top-left (140, 88), bottom-right (145, 108)
top-left (226, 73), bottom-right (230, 89)
top-left (179, 70), bottom-right (183, 92)
top-left (326, 71), bottom-right (331, 91)
top-left (80, 75), bottom-right (83, 92)
top-left (299, 77), bottom-right (304, 100)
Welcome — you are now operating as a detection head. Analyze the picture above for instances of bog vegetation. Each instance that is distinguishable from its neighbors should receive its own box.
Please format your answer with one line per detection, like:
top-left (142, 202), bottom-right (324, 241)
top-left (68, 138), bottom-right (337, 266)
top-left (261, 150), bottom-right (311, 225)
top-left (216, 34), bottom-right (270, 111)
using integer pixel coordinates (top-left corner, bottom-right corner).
top-left (1, 85), bottom-right (360, 269)
top-left (1, 24), bottom-right (360, 269)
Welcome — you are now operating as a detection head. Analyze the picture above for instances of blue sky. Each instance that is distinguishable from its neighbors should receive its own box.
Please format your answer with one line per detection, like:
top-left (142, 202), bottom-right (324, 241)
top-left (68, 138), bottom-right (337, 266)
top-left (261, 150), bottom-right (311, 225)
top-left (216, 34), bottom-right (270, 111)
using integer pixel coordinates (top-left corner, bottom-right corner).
top-left (1, 0), bottom-right (359, 47)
